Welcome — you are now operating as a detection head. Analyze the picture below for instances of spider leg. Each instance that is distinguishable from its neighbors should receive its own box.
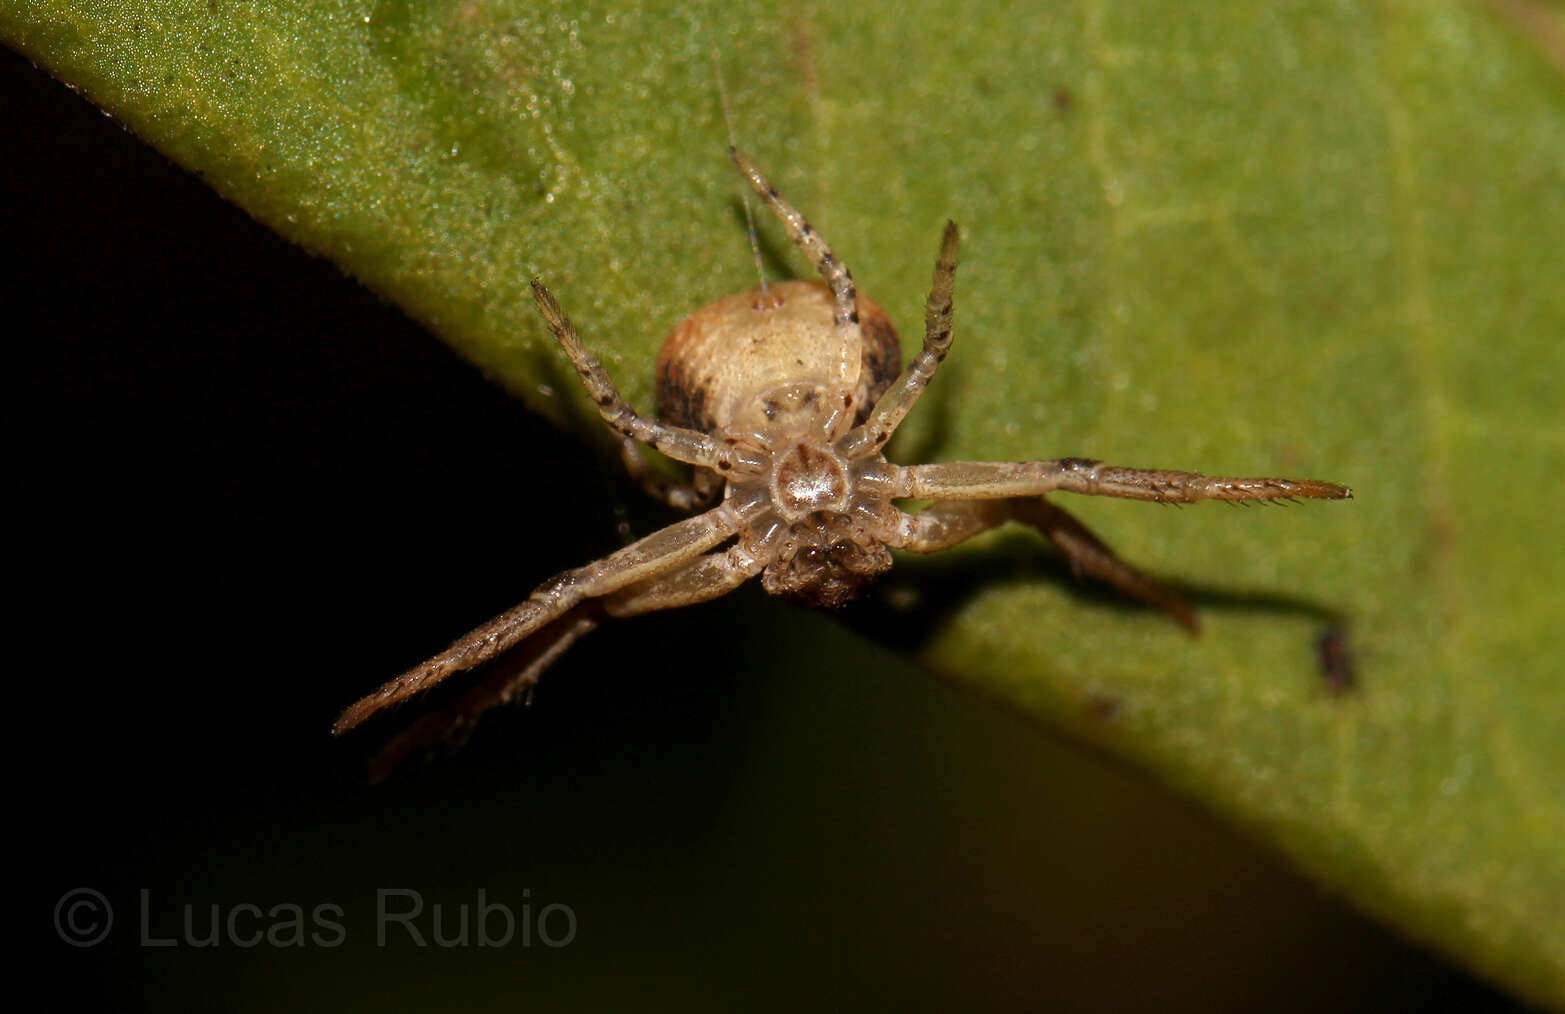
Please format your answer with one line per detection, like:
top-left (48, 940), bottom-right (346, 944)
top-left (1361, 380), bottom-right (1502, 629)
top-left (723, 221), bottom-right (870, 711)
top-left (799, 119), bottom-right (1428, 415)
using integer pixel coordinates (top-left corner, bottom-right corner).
top-left (1013, 498), bottom-right (1198, 632)
top-left (892, 498), bottom-right (1197, 631)
top-left (890, 498), bottom-right (1012, 552)
top-left (532, 281), bottom-right (758, 472)
top-left (363, 609), bottom-right (602, 781)
top-left (604, 544), bottom-right (766, 617)
top-left (729, 148), bottom-right (863, 405)
top-left (334, 502), bottom-right (744, 733)
top-left (361, 545), bottom-right (764, 775)
top-left (840, 221), bottom-right (961, 459)
top-left (618, 436), bottom-right (722, 513)
top-left (433, 548), bottom-right (762, 737)
top-left (730, 149), bottom-right (857, 329)
top-left (868, 457), bottom-right (1352, 504)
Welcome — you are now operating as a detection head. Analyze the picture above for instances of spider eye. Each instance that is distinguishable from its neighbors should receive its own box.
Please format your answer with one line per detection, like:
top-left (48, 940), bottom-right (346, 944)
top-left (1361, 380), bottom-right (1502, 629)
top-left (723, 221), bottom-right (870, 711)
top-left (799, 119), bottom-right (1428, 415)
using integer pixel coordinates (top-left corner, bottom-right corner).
top-left (827, 541), bottom-right (854, 562)
top-left (801, 546), bottom-right (824, 564)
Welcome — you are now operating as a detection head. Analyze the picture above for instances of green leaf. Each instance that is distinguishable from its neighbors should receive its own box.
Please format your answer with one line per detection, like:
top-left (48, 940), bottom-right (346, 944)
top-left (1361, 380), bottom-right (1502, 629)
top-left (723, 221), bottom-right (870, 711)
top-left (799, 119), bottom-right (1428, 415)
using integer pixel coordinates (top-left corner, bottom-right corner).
top-left (8, 0), bottom-right (1563, 1003)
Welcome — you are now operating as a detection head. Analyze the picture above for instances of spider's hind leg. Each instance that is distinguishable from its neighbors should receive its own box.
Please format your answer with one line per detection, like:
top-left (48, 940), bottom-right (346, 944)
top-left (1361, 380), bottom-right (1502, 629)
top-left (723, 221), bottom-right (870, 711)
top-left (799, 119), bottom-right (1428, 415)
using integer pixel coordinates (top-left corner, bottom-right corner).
top-left (729, 149), bottom-right (865, 414)
top-left (618, 437), bottom-right (722, 513)
top-left (840, 220), bottom-right (960, 459)
top-left (729, 149), bottom-right (858, 330)
top-left (531, 280), bottom-right (733, 471)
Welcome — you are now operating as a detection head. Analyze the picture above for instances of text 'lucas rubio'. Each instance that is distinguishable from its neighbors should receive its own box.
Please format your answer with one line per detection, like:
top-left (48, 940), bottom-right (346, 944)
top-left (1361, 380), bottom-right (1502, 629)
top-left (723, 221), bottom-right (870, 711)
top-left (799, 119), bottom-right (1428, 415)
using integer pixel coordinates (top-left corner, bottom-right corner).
top-left (126, 888), bottom-right (577, 949)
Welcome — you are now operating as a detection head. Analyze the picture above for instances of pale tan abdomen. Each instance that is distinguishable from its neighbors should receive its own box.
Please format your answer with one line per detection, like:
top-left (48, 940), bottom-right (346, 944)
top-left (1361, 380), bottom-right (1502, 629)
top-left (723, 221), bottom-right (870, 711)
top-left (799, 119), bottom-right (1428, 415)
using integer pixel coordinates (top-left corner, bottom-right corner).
top-left (656, 280), bottom-right (902, 434)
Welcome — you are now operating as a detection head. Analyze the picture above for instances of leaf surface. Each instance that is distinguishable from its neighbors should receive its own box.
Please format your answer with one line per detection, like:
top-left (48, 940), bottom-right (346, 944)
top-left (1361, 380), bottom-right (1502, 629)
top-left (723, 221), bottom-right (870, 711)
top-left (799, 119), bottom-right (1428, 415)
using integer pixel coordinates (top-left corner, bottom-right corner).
top-left (7, 0), bottom-right (1562, 1003)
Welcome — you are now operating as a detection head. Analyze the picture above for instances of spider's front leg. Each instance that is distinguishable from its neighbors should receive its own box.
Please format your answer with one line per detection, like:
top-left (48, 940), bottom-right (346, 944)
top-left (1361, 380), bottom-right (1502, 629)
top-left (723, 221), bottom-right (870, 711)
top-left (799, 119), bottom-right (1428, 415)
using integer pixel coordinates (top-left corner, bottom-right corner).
top-left (333, 501), bottom-right (746, 733)
top-left (602, 544), bottom-right (767, 617)
top-left (869, 457), bottom-right (1352, 504)
top-left (361, 609), bottom-right (603, 780)
top-left (892, 498), bottom-right (1199, 631)
top-left (356, 543), bottom-right (769, 773)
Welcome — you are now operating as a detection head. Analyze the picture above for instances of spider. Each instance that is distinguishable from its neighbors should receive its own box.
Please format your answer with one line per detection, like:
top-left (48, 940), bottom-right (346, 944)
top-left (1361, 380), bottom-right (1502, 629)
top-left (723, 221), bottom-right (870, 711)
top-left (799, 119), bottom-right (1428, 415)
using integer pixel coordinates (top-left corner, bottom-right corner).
top-left (335, 148), bottom-right (1352, 742)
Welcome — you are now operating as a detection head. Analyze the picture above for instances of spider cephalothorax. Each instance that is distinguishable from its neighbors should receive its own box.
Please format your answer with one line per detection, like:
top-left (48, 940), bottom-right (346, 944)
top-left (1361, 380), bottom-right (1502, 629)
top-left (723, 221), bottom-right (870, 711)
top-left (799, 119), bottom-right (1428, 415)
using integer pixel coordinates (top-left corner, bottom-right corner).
top-left (336, 148), bottom-right (1351, 755)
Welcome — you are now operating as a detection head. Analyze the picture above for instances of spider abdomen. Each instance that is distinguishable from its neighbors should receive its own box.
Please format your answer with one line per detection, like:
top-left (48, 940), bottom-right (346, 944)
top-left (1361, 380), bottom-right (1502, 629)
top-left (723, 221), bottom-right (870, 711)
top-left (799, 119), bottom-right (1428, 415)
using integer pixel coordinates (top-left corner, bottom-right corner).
top-left (657, 279), bottom-right (902, 435)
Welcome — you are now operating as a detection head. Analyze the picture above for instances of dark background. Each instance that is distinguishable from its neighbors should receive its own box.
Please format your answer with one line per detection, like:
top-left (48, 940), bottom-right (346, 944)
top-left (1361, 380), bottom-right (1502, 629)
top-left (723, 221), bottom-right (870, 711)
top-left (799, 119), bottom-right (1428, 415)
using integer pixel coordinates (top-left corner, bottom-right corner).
top-left (6, 44), bottom-right (1524, 1012)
